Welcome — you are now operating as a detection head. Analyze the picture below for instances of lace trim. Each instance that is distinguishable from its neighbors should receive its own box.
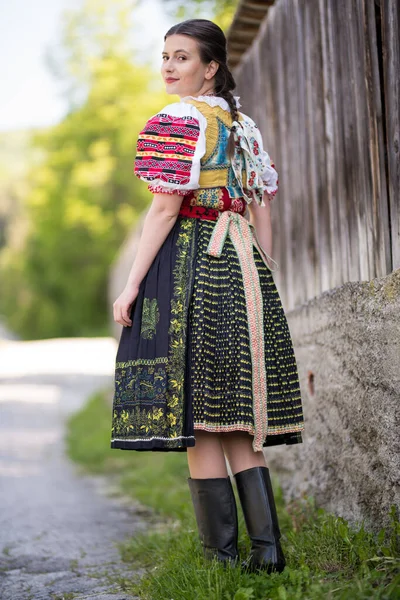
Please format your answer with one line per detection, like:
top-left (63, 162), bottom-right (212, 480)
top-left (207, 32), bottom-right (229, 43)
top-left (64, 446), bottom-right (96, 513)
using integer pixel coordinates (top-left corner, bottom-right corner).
top-left (148, 184), bottom-right (189, 196)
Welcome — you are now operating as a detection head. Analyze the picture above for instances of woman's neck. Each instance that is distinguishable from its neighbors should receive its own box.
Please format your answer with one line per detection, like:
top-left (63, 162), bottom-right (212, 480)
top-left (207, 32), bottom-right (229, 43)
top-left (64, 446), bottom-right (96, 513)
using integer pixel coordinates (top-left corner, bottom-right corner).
top-left (180, 88), bottom-right (216, 99)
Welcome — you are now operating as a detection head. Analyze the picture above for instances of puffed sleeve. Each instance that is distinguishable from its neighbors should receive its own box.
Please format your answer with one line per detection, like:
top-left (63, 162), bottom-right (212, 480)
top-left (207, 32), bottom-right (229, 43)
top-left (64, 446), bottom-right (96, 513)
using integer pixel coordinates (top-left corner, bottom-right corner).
top-left (253, 124), bottom-right (279, 199)
top-left (134, 102), bottom-right (207, 195)
top-left (232, 114), bottom-right (279, 205)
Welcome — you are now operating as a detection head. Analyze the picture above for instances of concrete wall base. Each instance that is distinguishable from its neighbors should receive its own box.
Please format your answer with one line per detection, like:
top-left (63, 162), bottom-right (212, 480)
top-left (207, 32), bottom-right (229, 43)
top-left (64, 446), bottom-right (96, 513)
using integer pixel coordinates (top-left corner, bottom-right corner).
top-left (267, 269), bottom-right (400, 532)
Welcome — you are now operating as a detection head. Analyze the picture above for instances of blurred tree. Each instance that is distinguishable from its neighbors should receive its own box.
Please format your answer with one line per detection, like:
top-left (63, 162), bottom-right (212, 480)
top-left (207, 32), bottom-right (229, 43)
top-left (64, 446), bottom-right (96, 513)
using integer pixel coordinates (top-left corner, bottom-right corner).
top-left (159, 0), bottom-right (238, 30)
top-left (0, 0), bottom-right (169, 339)
top-left (45, 0), bottom-right (138, 110)
top-left (0, 0), bottom-right (239, 340)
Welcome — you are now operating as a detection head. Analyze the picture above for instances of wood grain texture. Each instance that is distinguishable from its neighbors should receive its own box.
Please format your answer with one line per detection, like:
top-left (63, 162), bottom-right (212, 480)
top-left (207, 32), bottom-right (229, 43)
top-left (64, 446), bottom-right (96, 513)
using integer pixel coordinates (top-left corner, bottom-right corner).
top-left (232, 0), bottom-right (397, 310)
top-left (381, 0), bottom-right (400, 270)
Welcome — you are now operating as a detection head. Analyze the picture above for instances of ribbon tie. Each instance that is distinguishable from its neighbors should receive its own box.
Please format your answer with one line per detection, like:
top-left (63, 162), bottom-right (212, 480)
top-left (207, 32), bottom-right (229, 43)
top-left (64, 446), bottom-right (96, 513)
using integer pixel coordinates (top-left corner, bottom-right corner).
top-left (206, 211), bottom-right (279, 451)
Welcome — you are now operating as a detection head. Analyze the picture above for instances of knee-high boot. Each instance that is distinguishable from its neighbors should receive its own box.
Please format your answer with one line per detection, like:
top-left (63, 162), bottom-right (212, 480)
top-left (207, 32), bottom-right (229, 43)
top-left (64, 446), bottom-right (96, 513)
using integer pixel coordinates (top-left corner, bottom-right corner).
top-left (188, 476), bottom-right (239, 563)
top-left (234, 466), bottom-right (286, 573)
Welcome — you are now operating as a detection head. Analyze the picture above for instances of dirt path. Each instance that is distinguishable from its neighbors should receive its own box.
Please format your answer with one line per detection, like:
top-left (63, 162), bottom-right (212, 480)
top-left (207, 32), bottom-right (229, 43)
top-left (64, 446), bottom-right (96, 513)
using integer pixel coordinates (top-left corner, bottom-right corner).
top-left (0, 338), bottom-right (144, 600)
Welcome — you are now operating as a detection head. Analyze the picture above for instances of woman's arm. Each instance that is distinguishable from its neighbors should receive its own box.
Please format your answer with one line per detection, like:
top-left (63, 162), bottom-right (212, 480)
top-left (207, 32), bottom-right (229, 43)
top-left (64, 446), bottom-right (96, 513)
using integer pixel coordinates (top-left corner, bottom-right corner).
top-left (126, 193), bottom-right (183, 288)
top-left (113, 193), bottom-right (183, 327)
top-left (247, 193), bottom-right (273, 257)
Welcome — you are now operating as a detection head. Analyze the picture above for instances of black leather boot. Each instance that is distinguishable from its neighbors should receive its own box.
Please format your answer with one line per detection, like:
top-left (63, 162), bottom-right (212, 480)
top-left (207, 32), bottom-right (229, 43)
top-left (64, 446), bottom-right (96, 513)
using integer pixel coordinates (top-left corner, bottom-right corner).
top-left (234, 466), bottom-right (286, 573)
top-left (188, 476), bottom-right (239, 564)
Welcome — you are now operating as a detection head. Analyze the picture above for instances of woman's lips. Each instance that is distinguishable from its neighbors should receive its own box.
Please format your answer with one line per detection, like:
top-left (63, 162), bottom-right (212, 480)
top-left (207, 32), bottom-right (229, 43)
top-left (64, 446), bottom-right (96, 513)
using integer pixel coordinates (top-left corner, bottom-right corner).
top-left (165, 78), bottom-right (179, 83)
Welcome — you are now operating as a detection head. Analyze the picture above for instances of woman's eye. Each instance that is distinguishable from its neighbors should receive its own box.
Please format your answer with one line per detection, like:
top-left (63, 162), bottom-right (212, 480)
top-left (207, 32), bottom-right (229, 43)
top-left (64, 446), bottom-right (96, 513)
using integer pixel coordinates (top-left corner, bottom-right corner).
top-left (178, 56), bottom-right (186, 61)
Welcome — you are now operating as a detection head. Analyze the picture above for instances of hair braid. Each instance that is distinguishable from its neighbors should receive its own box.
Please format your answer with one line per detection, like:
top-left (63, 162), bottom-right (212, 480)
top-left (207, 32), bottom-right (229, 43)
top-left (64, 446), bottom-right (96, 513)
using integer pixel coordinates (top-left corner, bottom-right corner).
top-left (214, 63), bottom-right (239, 159)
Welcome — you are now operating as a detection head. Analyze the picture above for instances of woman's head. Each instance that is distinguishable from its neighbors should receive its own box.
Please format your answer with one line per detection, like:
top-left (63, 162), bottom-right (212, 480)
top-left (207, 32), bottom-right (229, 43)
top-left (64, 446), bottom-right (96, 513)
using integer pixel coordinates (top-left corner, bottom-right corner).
top-left (161, 33), bottom-right (218, 99)
top-left (162, 19), bottom-right (239, 156)
top-left (162, 19), bottom-right (235, 99)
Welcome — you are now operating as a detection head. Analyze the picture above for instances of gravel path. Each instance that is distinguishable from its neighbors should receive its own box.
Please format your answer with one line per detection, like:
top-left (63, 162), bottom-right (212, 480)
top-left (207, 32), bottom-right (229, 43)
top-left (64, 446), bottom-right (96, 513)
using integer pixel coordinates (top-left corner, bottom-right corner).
top-left (0, 338), bottom-right (145, 600)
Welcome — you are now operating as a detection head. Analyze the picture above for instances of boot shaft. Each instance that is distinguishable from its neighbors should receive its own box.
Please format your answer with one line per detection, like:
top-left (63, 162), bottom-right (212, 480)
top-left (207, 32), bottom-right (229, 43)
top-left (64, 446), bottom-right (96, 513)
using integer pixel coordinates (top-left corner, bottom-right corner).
top-left (234, 466), bottom-right (285, 572)
top-left (188, 476), bottom-right (239, 563)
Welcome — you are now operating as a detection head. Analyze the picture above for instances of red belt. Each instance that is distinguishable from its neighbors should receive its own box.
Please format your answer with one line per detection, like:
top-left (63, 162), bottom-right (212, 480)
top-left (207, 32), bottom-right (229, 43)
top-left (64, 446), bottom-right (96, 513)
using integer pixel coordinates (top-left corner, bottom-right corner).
top-left (178, 190), bottom-right (246, 221)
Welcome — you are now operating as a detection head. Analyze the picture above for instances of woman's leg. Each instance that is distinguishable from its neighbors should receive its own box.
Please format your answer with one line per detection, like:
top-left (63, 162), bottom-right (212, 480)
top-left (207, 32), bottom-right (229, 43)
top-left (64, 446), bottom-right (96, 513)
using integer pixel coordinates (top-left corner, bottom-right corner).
top-left (220, 431), bottom-right (266, 475)
top-left (187, 430), bottom-right (228, 478)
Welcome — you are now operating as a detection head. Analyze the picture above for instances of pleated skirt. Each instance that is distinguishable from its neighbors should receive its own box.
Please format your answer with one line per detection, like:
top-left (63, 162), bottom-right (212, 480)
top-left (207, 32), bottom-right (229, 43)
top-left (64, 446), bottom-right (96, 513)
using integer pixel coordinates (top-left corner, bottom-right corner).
top-left (110, 214), bottom-right (304, 451)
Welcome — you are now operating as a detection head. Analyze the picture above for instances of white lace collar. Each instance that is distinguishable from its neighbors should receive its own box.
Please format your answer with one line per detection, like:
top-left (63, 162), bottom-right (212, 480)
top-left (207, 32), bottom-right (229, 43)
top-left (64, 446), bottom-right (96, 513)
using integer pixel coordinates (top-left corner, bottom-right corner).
top-left (181, 95), bottom-right (242, 112)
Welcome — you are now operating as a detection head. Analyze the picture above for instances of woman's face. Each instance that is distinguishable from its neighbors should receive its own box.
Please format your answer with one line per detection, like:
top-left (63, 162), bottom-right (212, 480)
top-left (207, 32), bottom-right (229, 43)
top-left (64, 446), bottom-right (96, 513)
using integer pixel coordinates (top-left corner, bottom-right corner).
top-left (161, 34), bottom-right (218, 98)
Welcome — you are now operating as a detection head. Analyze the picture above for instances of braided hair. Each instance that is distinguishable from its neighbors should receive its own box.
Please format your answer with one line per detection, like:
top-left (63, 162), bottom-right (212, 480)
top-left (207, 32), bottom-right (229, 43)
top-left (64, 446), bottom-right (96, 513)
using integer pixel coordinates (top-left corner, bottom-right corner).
top-left (164, 19), bottom-right (239, 158)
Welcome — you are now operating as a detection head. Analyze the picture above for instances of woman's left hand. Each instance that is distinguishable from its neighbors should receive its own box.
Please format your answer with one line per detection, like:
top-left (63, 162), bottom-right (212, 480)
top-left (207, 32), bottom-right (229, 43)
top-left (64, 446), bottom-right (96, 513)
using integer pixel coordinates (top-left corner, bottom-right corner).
top-left (113, 284), bottom-right (139, 327)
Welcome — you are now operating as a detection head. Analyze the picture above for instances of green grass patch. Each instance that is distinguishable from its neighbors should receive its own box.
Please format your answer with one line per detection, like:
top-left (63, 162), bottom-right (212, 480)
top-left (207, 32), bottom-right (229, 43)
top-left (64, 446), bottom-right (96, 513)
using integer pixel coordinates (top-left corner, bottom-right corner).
top-left (66, 389), bottom-right (400, 599)
top-left (66, 386), bottom-right (191, 519)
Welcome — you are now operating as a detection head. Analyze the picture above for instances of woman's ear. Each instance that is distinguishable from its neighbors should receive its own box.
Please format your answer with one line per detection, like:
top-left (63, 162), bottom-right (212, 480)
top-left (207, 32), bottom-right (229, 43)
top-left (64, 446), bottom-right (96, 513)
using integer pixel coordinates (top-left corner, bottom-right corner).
top-left (205, 60), bottom-right (219, 80)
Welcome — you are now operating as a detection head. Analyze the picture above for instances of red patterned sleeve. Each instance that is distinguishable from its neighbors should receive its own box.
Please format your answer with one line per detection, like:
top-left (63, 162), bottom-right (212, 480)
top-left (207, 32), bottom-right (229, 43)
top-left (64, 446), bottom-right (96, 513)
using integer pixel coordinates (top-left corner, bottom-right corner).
top-left (134, 103), bottom-right (206, 195)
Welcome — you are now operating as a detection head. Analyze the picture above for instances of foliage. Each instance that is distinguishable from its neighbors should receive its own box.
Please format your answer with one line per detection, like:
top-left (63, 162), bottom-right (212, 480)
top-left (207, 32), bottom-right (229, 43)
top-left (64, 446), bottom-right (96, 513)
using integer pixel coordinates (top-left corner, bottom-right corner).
top-left (159, 0), bottom-right (238, 30)
top-left (45, 0), bottom-right (139, 107)
top-left (0, 0), bottom-right (170, 339)
top-left (67, 389), bottom-right (400, 600)
top-left (0, 0), bottom-right (238, 340)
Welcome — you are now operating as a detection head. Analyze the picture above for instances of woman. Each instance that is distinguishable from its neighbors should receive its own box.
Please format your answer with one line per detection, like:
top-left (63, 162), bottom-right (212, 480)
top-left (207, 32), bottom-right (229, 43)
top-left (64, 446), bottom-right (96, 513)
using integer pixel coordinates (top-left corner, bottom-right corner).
top-left (111, 19), bottom-right (304, 573)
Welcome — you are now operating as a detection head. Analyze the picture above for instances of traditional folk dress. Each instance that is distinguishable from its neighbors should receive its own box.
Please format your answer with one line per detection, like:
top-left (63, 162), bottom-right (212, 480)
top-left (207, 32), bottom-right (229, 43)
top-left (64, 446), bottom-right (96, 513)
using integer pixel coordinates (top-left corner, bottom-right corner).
top-left (110, 95), bottom-right (304, 452)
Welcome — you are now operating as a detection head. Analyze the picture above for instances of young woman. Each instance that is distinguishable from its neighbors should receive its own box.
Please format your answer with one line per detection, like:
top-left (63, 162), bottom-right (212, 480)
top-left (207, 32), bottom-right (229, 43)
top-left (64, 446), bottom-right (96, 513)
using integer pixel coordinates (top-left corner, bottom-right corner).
top-left (111, 19), bottom-right (304, 573)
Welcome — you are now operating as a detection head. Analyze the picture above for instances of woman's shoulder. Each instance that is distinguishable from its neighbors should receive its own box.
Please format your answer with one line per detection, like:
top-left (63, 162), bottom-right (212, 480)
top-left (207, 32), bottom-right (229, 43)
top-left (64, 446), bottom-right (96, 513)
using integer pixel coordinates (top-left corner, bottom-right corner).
top-left (236, 112), bottom-right (267, 147)
top-left (139, 101), bottom-right (208, 143)
top-left (147, 100), bottom-right (207, 123)
top-left (237, 111), bottom-right (259, 128)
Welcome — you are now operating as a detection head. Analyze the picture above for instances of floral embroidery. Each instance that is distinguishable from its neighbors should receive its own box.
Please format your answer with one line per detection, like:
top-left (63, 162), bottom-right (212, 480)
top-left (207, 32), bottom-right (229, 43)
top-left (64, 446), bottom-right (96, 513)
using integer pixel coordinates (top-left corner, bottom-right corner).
top-left (166, 219), bottom-right (196, 436)
top-left (248, 170), bottom-right (256, 187)
top-left (190, 187), bottom-right (224, 209)
top-left (140, 298), bottom-right (160, 339)
top-left (147, 184), bottom-right (188, 196)
top-left (111, 409), bottom-right (133, 436)
top-left (113, 360), bottom-right (167, 406)
top-left (111, 218), bottom-right (196, 449)
top-left (231, 117), bottom-right (278, 205)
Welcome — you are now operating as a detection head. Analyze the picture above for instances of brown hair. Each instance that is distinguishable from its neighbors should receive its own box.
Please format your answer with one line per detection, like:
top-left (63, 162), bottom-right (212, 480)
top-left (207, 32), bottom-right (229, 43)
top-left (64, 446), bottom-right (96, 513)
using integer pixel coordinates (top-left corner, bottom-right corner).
top-left (164, 19), bottom-right (238, 158)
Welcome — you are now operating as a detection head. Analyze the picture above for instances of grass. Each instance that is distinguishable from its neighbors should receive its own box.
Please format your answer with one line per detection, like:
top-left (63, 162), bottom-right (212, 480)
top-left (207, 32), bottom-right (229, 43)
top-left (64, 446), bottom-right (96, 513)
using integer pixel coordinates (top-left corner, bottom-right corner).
top-left (66, 389), bottom-right (400, 600)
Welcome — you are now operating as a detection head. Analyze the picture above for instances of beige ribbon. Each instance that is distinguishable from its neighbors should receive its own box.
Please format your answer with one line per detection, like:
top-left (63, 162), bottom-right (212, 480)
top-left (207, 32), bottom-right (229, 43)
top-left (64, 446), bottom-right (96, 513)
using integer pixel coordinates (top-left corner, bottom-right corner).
top-left (206, 211), bottom-right (278, 451)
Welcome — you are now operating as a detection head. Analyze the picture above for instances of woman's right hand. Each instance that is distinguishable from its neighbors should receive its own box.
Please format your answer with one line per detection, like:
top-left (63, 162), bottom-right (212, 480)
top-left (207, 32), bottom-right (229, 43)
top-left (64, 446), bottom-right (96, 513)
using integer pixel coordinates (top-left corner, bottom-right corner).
top-left (113, 284), bottom-right (139, 327)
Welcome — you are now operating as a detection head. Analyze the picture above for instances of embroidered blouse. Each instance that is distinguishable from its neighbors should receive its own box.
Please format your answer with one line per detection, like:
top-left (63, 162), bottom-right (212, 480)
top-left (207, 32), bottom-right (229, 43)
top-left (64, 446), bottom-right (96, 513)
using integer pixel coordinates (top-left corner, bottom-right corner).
top-left (134, 95), bottom-right (278, 205)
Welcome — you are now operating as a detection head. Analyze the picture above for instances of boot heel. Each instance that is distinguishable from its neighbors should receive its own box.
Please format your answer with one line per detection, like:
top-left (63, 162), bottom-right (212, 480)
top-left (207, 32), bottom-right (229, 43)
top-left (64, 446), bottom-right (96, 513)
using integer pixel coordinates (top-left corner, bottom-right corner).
top-left (188, 476), bottom-right (239, 564)
top-left (234, 466), bottom-right (286, 573)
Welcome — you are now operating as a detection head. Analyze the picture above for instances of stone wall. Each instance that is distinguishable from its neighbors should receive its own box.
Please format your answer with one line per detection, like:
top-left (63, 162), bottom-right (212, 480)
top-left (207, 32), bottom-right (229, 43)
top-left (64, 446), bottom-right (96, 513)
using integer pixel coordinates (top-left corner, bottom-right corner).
top-left (267, 268), bottom-right (400, 531)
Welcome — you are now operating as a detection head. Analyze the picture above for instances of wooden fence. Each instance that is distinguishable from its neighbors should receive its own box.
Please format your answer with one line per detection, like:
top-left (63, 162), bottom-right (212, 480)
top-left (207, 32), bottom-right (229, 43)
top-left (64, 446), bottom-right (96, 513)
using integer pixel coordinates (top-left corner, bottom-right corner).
top-left (232, 0), bottom-right (399, 311)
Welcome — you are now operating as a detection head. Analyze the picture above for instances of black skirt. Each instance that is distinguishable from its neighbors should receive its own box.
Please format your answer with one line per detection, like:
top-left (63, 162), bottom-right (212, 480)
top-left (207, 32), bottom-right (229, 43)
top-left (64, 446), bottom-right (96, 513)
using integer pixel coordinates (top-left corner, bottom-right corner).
top-left (110, 214), bottom-right (304, 451)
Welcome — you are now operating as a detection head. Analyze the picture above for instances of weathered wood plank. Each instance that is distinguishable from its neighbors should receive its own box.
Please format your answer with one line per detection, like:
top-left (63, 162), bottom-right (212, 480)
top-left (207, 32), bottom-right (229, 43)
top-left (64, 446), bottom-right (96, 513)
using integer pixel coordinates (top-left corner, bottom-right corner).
top-left (319, 0), bottom-right (341, 288)
top-left (381, 0), bottom-right (400, 270)
top-left (304, 0), bottom-right (324, 299)
top-left (232, 0), bottom-right (396, 310)
top-left (364, 0), bottom-right (392, 275)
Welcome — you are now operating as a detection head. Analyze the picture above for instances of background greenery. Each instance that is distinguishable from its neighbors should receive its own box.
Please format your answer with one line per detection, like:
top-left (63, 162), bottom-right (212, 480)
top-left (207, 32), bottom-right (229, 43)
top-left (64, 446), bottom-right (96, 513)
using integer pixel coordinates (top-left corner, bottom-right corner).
top-left (0, 0), bottom-right (237, 340)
